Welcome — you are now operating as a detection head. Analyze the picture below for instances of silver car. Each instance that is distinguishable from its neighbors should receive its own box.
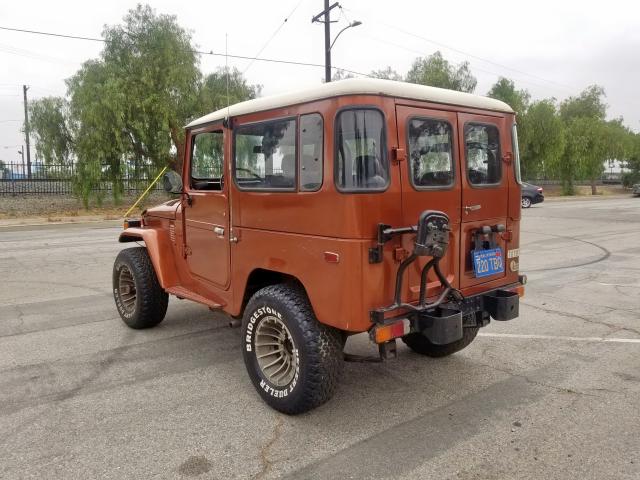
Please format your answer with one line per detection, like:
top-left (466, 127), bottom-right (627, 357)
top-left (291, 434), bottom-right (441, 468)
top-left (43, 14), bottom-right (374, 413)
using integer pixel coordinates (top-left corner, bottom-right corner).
top-left (633, 184), bottom-right (640, 196)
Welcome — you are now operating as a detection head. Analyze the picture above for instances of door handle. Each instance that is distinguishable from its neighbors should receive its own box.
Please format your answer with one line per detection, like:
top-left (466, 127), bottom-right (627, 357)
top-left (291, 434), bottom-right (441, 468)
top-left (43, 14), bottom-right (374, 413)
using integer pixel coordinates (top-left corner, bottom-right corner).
top-left (213, 226), bottom-right (224, 236)
top-left (464, 204), bottom-right (481, 214)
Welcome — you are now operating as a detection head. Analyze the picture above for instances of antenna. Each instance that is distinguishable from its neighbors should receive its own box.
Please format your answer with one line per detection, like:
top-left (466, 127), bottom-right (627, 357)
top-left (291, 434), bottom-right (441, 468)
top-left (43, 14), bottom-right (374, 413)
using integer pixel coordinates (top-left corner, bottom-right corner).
top-left (225, 33), bottom-right (230, 126)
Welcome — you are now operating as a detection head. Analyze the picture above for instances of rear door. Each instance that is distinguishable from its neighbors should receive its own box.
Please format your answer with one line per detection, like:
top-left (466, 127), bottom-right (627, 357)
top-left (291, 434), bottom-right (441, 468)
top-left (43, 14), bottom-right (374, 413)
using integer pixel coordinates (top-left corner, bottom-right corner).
top-left (457, 113), bottom-right (509, 288)
top-left (396, 105), bottom-right (461, 302)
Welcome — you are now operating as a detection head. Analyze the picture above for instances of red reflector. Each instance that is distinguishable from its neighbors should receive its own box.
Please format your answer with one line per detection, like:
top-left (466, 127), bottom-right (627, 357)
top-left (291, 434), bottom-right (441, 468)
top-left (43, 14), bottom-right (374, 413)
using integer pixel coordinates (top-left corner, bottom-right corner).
top-left (324, 251), bottom-right (340, 263)
top-left (374, 319), bottom-right (411, 344)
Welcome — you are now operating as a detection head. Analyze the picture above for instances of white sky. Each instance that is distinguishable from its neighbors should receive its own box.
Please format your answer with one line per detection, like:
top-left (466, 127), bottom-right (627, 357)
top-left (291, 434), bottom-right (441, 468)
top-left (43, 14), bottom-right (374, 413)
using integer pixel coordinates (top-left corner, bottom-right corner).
top-left (0, 0), bottom-right (638, 163)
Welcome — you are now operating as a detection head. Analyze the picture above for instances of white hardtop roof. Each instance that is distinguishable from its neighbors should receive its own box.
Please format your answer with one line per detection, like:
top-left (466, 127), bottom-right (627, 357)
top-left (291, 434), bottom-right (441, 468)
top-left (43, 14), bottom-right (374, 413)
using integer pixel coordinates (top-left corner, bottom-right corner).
top-left (186, 78), bottom-right (513, 128)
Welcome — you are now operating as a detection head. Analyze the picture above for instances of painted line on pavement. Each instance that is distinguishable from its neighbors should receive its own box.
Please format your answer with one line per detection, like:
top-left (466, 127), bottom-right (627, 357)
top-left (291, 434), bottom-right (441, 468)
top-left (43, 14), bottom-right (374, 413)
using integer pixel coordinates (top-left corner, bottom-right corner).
top-left (479, 332), bottom-right (640, 344)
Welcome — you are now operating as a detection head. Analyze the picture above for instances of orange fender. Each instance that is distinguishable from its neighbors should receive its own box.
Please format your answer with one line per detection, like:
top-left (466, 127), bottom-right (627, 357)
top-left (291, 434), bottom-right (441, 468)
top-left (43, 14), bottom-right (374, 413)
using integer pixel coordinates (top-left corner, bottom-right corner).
top-left (119, 227), bottom-right (179, 289)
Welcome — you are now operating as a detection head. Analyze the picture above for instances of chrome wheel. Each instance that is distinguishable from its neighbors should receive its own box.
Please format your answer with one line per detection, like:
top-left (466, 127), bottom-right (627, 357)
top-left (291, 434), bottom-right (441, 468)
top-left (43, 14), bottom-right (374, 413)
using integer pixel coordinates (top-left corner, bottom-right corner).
top-left (255, 316), bottom-right (298, 387)
top-left (117, 266), bottom-right (137, 314)
top-left (521, 196), bottom-right (532, 208)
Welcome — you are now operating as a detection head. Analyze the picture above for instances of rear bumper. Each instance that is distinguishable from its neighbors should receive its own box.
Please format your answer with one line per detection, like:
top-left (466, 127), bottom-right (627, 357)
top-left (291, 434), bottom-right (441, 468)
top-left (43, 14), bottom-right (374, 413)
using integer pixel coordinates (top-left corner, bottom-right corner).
top-left (531, 194), bottom-right (544, 204)
top-left (371, 281), bottom-right (523, 345)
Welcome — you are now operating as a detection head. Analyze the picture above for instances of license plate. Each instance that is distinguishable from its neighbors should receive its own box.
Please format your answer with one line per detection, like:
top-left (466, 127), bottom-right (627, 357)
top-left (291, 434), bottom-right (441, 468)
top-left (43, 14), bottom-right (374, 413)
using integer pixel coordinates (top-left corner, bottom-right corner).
top-left (472, 248), bottom-right (504, 278)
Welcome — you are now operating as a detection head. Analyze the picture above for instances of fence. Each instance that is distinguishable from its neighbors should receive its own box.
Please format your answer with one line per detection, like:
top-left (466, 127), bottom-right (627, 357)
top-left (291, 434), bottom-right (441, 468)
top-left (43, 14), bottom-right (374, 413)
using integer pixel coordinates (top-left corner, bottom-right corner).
top-left (0, 162), bottom-right (164, 195)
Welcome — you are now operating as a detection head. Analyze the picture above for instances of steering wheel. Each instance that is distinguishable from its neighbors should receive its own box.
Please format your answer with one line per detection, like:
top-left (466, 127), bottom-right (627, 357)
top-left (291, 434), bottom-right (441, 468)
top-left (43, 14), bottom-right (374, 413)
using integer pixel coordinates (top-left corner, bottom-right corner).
top-left (235, 167), bottom-right (262, 180)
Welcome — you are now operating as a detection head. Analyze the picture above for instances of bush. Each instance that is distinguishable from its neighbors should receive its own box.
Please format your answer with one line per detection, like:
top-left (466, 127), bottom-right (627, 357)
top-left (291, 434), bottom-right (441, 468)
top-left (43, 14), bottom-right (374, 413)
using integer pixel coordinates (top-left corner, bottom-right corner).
top-left (622, 172), bottom-right (640, 188)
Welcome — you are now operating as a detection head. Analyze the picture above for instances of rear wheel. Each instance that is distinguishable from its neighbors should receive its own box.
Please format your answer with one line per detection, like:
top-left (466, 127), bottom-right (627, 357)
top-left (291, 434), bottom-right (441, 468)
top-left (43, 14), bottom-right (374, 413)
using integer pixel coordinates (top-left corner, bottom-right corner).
top-left (242, 284), bottom-right (344, 414)
top-left (113, 247), bottom-right (168, 329)
top-left (521, 196), bottom-right (532, 208)
top-left (402, 327), bottom-right (479, 358)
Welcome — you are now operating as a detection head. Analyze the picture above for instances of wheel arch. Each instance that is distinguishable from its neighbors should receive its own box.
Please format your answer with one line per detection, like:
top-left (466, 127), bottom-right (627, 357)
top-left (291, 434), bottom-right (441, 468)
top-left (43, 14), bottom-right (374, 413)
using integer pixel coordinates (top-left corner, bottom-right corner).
top-left (118, 227), bottom-right (179, 289)
top-left (238, 268), bottom-right (309, 315)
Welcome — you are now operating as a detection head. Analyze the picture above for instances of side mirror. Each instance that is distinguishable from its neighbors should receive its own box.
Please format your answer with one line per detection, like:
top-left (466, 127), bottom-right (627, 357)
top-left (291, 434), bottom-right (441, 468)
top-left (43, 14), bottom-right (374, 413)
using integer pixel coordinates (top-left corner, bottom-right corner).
top-left (163, 170), bottom-right (183, 194)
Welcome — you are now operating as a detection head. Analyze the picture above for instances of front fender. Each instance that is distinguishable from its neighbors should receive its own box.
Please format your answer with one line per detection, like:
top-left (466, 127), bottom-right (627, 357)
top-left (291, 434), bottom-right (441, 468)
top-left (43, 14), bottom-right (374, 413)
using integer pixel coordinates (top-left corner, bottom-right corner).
top-left (118, 227), bottom-right (178, 289)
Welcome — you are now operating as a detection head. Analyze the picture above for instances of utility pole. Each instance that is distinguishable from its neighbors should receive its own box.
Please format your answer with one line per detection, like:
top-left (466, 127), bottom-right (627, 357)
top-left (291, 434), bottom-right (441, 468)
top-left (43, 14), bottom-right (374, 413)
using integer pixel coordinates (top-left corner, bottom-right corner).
top-left (312, 1), bottom-right (340, 82)
top-left (22, 85), bottom-right (32, 179)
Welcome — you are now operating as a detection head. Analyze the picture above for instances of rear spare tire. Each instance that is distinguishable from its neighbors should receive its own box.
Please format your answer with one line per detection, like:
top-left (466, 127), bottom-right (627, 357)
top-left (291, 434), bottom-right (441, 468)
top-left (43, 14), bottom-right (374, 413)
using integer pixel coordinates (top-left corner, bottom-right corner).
top-left (402, 327), bottom-right (479, 358)
top-left (113, 247), bottom-right (168, 329)
top-left (242, 284), bottom-right (344, 414)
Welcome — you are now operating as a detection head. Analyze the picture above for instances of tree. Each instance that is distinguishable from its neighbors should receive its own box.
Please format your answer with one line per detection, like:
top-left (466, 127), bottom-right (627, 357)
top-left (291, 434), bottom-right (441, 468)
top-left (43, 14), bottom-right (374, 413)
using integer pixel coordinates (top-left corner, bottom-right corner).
top-left (487, 77), bottom-right (530, 117)
top-left (406, 51), bottom-right (477, 92)
top-left (370, 66), bottom-right (403, 81)
top-left (196, 67), bottom-right (261, 119)
top-left (324, 68), bottom-right (355, 82)
top-left (28, 97), bottom-right (74, 166)
top-left (558, 85), bottom-right (608, 195)
top-left (559, 85), bottom-right (606, 121)
top-left (28, 4), bottom-right (258, 208)
top-left (519, 99), bottom-right (565, 181)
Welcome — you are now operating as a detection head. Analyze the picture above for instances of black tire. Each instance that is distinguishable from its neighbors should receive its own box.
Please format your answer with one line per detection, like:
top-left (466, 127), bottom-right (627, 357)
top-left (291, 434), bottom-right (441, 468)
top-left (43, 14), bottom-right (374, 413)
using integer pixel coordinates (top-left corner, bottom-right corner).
top-left (241, 284), bottom-right (344, 414)
top-left (402, 327), bottom-right (479, 358)
top-left (112, 247), bottom-right (168, 329)
top-left (521, 196), bottom-right (532, 208)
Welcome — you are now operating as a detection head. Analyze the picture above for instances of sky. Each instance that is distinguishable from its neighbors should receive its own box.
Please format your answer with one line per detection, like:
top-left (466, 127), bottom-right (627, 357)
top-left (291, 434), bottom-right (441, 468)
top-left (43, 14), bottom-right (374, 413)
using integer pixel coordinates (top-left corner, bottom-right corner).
top-left (0, 0), bottom-right (638, 164)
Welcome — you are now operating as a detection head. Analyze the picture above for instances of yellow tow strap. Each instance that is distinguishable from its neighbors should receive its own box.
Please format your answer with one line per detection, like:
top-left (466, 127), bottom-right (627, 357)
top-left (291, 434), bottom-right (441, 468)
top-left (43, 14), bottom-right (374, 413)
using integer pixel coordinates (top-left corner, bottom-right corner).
top-left (123, 166), bottom-right (168, 218)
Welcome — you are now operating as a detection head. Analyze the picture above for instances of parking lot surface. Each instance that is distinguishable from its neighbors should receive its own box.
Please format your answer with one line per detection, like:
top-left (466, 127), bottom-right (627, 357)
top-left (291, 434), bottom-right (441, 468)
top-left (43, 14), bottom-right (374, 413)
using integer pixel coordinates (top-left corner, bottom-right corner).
top-left (1, 197), bottom-right (639, 479)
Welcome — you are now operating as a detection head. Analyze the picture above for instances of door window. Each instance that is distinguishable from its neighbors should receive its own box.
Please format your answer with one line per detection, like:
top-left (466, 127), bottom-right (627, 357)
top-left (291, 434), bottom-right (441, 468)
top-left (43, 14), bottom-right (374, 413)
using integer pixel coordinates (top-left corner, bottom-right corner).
top-left (407, 118), bottom-right (454, 188)
top-left (465, 123), bottom-right (501, 186)
top-left (191, 131), bottom-right (224, 190)
top-left (335, 108), bottom-right (388, 191)
top-left (234, 118), bottom-right (296, 190)
top-left (300, 113), bottom-right (323, 191)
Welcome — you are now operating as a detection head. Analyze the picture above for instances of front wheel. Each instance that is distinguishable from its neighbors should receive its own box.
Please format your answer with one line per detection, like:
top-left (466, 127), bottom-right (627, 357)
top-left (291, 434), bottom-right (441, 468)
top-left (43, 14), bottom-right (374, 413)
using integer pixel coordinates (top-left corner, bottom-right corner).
top-left (241, 284), bottom-right (344, 414)
top-left (521, 196), bottom-right (532, 208)
top-left (402, 327), bottom-right (479, 358)
top-left (113, 247), bottom-right (168, 329)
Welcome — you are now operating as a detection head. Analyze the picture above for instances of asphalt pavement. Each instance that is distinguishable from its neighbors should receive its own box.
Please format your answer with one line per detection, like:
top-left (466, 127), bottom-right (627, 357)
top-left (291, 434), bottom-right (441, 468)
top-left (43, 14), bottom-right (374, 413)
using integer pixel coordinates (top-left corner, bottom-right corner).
top-left (0, 197), bottom-right (639, 479)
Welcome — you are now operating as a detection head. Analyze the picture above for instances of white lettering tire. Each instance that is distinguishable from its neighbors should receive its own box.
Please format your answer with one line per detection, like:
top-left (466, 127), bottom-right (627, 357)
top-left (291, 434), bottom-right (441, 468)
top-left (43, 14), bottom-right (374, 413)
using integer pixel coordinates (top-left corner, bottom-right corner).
top-left (241, 284), bottom-right (344, 414)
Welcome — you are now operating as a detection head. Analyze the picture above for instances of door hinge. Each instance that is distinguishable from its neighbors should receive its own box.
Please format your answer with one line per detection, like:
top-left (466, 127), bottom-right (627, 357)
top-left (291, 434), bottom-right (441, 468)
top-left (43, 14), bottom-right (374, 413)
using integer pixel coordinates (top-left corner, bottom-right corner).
top-left (392, 147), bottom-right (406, 163)
top-left (502, 152), bottom-right (513, 164)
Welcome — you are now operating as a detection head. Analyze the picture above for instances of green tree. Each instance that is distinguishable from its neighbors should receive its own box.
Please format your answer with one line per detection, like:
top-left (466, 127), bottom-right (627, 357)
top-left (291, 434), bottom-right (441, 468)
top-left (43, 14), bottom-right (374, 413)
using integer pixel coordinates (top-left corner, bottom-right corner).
top-left (406, 51), bottom-right (477, 92)
top-left (370, 66), bottom-right (403, 81)
top-left (29, 4), bottom-right (258, 208)
top-left (487, 77), bottom-right (530, 117)
top-left (28, 97), bottom-right (74, 166)
top-left (519, 99), bottom-right (566, 181)
top-left (559, 85), bottom-right (606, 121)
top-left (558, 85), bottom-right (608, 195)
top-left (196, 67), bottom-right (261, 118)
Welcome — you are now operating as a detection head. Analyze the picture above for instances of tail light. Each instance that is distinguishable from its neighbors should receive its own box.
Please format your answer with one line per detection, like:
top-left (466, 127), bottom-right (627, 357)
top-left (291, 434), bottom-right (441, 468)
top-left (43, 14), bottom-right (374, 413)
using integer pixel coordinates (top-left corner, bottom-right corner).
top-left (537, 187), bottom-right (543, 193)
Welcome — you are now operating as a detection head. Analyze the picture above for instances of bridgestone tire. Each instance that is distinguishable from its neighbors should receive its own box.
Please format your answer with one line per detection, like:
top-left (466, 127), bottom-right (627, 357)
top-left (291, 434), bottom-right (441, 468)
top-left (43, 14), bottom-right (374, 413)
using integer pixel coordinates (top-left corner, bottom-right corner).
top-left (402, 327), bottom-right (479, 358)
top-left (113, 247), bottom-right (168, 329)
top-left (241, 284), bottom-right (344, 414)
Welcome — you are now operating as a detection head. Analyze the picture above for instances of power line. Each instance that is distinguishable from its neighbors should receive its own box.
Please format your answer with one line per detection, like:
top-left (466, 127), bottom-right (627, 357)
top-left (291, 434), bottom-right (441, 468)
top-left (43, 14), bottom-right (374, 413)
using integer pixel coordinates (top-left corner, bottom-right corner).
top-left (364, 33), bottom-right (570, 96)
top-left (0, 24), bottom-right (370, 77)
top-left (243, 0), bottom-right (307, 74)
top-left (341, 7), bottom-right (578, 93)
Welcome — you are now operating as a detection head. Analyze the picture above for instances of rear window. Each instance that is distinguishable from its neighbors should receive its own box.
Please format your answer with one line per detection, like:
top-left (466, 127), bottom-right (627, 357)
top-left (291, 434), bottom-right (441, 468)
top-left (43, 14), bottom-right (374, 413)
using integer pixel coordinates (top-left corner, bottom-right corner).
top-left (335, 108), bottom-right (388, 191)
top-left (408, 118), bottom-right (454, 188)
top-left (465, 123), bottom-right (501, 186)
top-left (234, 118), bottom-right (296, 190)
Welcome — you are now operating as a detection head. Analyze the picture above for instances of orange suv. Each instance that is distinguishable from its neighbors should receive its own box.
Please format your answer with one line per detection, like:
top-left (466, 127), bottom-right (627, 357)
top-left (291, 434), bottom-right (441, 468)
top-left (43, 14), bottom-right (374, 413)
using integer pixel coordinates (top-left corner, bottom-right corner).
top-left (113, 79), bottom-right (526, 414)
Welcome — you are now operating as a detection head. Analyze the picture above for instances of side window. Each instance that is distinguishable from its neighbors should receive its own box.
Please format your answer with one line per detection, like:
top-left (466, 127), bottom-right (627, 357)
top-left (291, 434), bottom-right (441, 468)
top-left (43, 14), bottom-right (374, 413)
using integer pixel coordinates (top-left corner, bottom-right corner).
top-left (191, 130), bottom-right (224, 191)
top-left (335, 108), bottom-right (388, 191)
top-left (465, 123), bottom-right (501, 186)
top-left (234, 118), bottom-right (296, 190)
top-left (300, 113), bottom-right (323, 191)
top-left (408, 118), bottom-right (454, 188)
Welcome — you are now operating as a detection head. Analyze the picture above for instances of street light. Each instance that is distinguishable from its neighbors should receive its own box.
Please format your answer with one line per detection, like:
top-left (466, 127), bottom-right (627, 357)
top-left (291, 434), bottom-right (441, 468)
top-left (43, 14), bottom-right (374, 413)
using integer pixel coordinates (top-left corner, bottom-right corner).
top-left (312, 2), bottom-right (363, 82)
top-left (330, 20), bottom-right (362, 51)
